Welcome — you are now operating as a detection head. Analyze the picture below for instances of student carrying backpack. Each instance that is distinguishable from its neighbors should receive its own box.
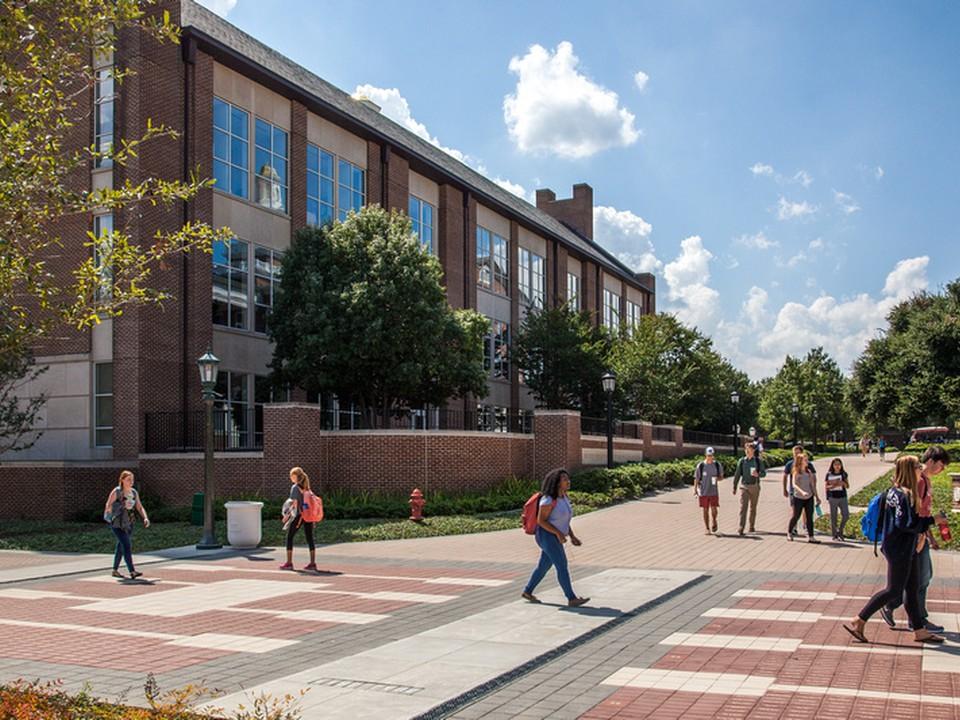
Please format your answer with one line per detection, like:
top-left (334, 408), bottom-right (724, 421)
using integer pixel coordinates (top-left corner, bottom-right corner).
top-left (280, 466), bottom-right (321, 572)
top-left (861, 491), bottom-right (887, 556)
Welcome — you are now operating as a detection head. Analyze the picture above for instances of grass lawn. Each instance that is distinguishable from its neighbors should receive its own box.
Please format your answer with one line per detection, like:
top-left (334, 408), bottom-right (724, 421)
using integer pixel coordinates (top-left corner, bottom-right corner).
top-left (815, 463), bottom-right (960, 547)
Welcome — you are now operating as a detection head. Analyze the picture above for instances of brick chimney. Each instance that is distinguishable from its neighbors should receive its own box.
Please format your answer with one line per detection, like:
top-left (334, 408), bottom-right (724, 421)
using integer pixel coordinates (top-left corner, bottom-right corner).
top-left (535, 183), bottom-right (594, 241)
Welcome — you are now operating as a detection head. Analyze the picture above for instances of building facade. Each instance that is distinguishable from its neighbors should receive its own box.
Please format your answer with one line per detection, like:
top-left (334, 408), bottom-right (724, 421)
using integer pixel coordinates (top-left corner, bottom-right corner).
top-left (4, 0), bottom-right (655, 466)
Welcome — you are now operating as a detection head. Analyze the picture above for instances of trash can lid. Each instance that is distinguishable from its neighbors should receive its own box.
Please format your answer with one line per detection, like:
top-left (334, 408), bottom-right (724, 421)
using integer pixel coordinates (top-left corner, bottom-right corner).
top-left (224, 501), bottom-right (264, 507)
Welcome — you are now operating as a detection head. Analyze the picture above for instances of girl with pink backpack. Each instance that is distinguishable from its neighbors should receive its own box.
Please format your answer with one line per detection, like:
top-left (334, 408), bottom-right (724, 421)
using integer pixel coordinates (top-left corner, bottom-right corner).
top-left (280, 466), bottom-right (322, 572)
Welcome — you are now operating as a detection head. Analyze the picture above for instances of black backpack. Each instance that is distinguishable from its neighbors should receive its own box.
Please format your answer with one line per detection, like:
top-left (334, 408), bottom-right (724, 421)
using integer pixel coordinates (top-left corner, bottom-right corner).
top-left (110, 487), bottom-right (134, 531)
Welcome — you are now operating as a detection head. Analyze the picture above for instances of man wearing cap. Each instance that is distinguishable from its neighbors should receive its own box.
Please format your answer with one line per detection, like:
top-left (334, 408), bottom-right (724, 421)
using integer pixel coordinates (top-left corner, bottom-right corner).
top-left (694, 447), bottom-right (723, 535)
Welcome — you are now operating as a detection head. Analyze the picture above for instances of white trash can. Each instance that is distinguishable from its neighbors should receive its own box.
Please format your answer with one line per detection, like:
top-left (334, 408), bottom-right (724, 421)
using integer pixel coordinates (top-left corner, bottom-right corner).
top-left (224, 501), bottom-right (263, 548)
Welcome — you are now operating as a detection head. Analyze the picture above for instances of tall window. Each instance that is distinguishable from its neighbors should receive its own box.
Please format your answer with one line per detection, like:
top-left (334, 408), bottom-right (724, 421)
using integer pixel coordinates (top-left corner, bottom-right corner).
top-left (94, 70), bottom-right (115, 168)
top-left (483, 319), bottom-right (510, 379)
top-left (477, 404), bottom-right (509, 433)
top-left (94, 363), bottom-right (113, 447)
top-left (603, 289), bottom-right (621, 331)
top-left (254, 118), bottom-right (288, 212)
top-left (626, 300), bottom-right (642, 335)
top-left (213, 97), bottom-right (249, 200)
top-left (518, 248), bottom-right (545, 310)
top-left (212, 238), bottom-right (248, 330)
top-left (409, 195), bottom-right (435, 253)
top-left (215, 371), bottom-right (249, 448)
top-left (476, 226), bottom-right (508, 295)
top-left (93, 214), bottom-right (113, 300)
top-left (337, 159), bottom-right (365, 221)
top-left (306, 144), bottom-right (335, 226)
top-left (567, 272), bottom-right (581, 312)
top-left (254, 246), bottom-right (283, 334)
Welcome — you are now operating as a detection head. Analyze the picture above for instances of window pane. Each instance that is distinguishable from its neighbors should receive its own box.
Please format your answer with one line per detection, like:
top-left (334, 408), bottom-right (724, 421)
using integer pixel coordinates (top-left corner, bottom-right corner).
top-left (306, 198), bottom-right (319, 226)
top-left (409, 196), bottom-right (419, 218)
top-left (254, 275), bottom-right (271, 305)
top-left (255, 305), bottom-right (268, 334)
top-left (353, 167), bottom-right (364, 192)
top-left (95, 395), bottom-right (113, 426)
top-left (254, 247), bottom-right (271, 276)
top-left (96, 429), bottom-right (113, 447)
top-left (306, 143), bottom-right (318, 171)
top-left (338, 159), bottom-right (350, 183)
top-left (231, 169), bottom-right (248, 198)
top-left (212, 239), bottom-right (229, 266)
top-left (320, 178), bottom-right (333, 205)
top-left (306, 171), bottom-right (319, 199)
top-left (213, 160), bottom-right (229, 190)
top-left (320, 151), bottom-right (334, 178)
top-left (422, 204), bottom-right (433, 227)
top-left (255, 147), bottom-right (271, 176)
top-left (273, 127), bottom-right (287, 156)
top-left (255, 119), bottom-right (271, 149)
top-left (231, 304), bottom-right (246, 329)
top-left (255, 375), bottom-right (272, 404)
top-left (279, 185), bottom-right (288, 212)
top-left (213, 98), bottom-right (229, 130)
top-left (320, 204), bottom-right (334, 225)
top-left (212, 299), bottom-right (229, 326)
top-left (338, 186), bottom-right (352, 213)
top-left (98, 101), bottom-right (114, 135)
top-left (231, 137), bottom-right (248, 168)
top-left (213, 129), bottom-right (229, 161)
top-left (230, 106), bottom-right (248, 139)
top-left (232, 373), bottom-right (248, 404)
top-left (95, 363), bottom-right (113, 393)
top-left (274, 156), bottom-right (287, 182)
top-left (230, 240), bottom-right (248, 272)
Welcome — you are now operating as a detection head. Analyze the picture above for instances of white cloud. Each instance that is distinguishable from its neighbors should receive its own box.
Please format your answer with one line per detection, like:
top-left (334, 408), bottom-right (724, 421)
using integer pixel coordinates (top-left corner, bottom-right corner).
top-left (750, 163), bottom-right (813, 187)
top-left (792, 170), bottom-right (813, 188)
top-left (776, 196), bottom-right (817, 221)
top-left (876, 166), bottom-right (885, 180)
top-left (354, 83), bottom-right (531, 201)
top-left (504, 42), bottom-right (641, 159)
top-left (735, 231), bottom-right (778, 250)
top-left (808, 238), bottom-right (824, 251)
top-left (593, 206), bottom-right (660, 273)
top-left (750, 162), bottom-right (774, 176)
top-left (633, 70), bottom-right (650, 92)
top-left (719, 256), bottom-right (930, 378)
top-left (663, 236), bottom-right (720, 331)
top-left (833, 190), bottom-right (861, 215)
top-left (197, 0), bottom-right (237, 16)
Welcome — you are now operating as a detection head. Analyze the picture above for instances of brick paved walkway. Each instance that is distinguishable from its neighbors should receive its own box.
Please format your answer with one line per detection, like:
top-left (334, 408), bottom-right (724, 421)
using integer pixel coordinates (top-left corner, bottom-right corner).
top-left (1, 453), bottom-right (957, 719)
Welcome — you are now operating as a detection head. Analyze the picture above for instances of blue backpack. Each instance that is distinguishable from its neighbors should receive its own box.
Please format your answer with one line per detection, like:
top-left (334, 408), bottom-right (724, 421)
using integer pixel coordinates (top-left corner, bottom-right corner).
top-left (860, 491), bottom-right (887, 555)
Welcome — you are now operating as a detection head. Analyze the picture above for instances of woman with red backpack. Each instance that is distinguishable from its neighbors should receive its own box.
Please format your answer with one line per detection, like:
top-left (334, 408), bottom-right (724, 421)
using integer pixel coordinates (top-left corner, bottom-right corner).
top-left (521, 468), bottom-right (590, 607)
top-left (280, 466), bottom-right (321, 571)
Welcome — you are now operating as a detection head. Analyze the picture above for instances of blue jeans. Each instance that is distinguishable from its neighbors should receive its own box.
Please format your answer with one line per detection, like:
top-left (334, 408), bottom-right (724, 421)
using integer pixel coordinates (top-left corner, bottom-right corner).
top-left (886, 541), bottom-right (932, 621)
top-left (111, 526), bottom-right (135, 573)
top-left (524, 528), bottom-right (576, 600)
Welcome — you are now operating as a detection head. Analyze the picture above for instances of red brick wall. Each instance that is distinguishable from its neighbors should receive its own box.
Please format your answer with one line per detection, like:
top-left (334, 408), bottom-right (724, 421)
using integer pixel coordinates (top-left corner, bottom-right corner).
top-left (0, 465), bottom-right (127, 520)
top-left (289, 101), bottom-right (308, 234)
top-left (533, 411), bottom-right (582, 480)
top-left (385, 149), bottom-right (409, 214)
top-left (137, 455), bottom-right (265, 508)
top-left (365, 140), bottom-right (383, 207)
top-left (438, 184), bottom-right (465, 309)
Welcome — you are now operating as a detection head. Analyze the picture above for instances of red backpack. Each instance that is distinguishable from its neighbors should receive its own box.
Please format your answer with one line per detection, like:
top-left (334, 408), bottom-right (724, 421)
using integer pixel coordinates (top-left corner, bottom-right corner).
top-left (522, 493), bottom-right (556, 534)
top-left (300, 490), bottom-right (324, 523)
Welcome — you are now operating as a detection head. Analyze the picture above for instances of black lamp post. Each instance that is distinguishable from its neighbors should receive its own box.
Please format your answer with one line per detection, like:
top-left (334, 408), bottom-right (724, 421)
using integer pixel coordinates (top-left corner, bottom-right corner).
top-left (791, 402), bottom-right (800, 446)
top-left (813, 408), bottom-right (819, 454)
top-left (602, 371), bottom-right (617, 469)
top-left (730, 390), bottom-right (740, 458)
top-left (197, 348), bottom-right (222, 550)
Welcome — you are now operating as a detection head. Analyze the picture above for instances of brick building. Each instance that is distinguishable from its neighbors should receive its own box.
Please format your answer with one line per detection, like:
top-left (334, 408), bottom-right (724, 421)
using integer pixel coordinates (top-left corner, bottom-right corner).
top-left (1, 0), bottom-right (655, 479)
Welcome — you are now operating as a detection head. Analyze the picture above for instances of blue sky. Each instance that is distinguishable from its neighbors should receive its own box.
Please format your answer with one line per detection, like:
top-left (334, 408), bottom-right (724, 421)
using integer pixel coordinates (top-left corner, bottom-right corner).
top-left (201, 0), bottom-right (959, 379)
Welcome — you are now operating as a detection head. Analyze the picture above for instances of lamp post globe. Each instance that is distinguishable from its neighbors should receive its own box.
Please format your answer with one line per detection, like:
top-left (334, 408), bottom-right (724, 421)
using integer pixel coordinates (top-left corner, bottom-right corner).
top-left (791, 403), bottom-right (800, 446)
top-left (197, 348), bottom-right (222, 550)
top-left (602, 371), bottom-right (616, 469)
top-left (730, 391), bottom-right (740, 457)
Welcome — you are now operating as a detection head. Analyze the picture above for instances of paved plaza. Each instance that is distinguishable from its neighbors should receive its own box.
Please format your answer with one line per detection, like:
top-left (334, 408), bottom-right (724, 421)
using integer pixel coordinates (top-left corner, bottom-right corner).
top-left (2, 454), bottom-right (959, 719)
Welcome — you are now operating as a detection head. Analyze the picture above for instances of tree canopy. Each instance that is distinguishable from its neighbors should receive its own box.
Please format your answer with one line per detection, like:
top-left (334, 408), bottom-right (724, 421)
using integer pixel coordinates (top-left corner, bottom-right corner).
top-left (0, 0), bottom-right (227, 450)
top-left (268, 205), bottom-right (488, 417)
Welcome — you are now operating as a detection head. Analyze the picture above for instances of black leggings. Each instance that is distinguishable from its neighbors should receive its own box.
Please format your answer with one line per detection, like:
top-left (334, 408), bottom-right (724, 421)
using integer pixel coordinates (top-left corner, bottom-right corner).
top-left (286, 518), bottom-right (315, 552)
top-left (789, 497), bottom-right (815, 537)
top-left (858, 548), bottom-right (923, 629)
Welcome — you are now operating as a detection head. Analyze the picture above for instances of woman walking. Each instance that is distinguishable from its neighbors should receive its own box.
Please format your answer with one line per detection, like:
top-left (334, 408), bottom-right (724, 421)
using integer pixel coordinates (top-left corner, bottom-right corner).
top-left (103, 470), bottom-right (150, 579)
top-left (844, 455), bottom-right (944, 644)
top-left (522, 468), bottom-right (590, 607)
top-left (825, 458), bottom-right (850, 541)
top-left (787, 453), bottom-right (821, 543)
top-left (280, 467), bottom-right (317, 571)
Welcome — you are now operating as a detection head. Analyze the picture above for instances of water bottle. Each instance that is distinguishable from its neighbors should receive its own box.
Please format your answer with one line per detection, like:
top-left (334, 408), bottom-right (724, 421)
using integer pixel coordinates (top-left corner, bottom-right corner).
top-left (937, 511), bottom-right (952, 543)
top-left (815, 503), bottom-right (823, 518)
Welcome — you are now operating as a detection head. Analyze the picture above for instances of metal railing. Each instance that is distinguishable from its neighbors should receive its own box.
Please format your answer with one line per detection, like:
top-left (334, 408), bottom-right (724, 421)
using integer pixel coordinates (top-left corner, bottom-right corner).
top-left (682, 428), bottom-right (733, 447)
top-left (580, 417), bottom-right (642, 439)
top-left (144, 407), bottom-right (263, 453)
top-left (652, 425), bottom-right (675, 442)
top-left (319, 407), bottom-right (534, 434)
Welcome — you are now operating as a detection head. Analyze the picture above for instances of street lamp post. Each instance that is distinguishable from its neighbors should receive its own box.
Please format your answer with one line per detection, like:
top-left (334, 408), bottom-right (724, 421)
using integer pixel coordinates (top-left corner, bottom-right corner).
top-left (813, 408), bottom-right (819, 454)
top-left (602, 371), bottom-right (617, 469)
top-left (197, 348), bottom-right (222, 550)
top-left (730, 390), bottom-right (740, 458)
top-left (791, 403), bottom-right (800, 446)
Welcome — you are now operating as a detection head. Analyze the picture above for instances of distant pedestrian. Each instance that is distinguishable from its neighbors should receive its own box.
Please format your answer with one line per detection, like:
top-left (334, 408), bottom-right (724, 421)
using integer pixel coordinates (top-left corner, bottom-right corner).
top-left (782, 445), bottom-right (816, 538)
top-left (878, 438), bottom-right (887, 461)
top-left (880, 445), bottom-right (952, 633)
top-left (280, 467), bottom-right (318, 571)
top-left (733, 441), bottom-right (766, 535)
top-left (522, 468), bottom-right (590, 607)
top-left (695, 447), bottom-right (723, 535)
top-left (824, 458), bottom-right (850, 540)
top-left (103, 470), bottom-right (150, 579)
top-left (859, 436), bottom-right (869, 458)
top-left (844, 455), bottom-right (944, 644)
top-left (786, 453), bottom-right (821, 543)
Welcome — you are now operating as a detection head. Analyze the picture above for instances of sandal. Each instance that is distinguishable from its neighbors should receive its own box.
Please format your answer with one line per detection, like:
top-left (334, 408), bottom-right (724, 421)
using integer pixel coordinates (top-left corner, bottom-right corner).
top-left (111, 570), bottom-right (124, 579)
top-left (916, 632), bottom-right (945, 644)
top-left (521, 591), bottom-right (541, 604)
top-left (843, 624), bottom-right (869, 643)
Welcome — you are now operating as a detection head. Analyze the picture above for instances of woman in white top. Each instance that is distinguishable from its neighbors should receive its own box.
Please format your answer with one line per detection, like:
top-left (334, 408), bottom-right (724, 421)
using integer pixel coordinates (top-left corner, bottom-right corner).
top-left (103, 470), bottom-right (150, 578)
top-left (787, 455), bottom-right (821, 543)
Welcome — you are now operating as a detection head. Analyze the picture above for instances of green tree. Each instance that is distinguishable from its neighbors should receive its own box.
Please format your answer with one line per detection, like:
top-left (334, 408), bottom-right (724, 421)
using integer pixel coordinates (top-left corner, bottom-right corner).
top-left (849, 280), bottom-right (960, 431)
top-left (609, 313), bottom-right (752, 429)
top-left (268, 206), bottom-right (488, 419)
top-left (511, 305), bottom-right (608, 410)
top-left (758, 347), bottom-right (850, 443)
top-left (0, 1), bottom-right (228, 449)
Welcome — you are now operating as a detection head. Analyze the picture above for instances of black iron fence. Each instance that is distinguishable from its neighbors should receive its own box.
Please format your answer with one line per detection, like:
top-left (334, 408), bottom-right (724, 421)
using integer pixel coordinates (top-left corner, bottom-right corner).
top-left (580, 417), bottom-right (643, 439)
top-left (682, 428), bottom-right (733, 447)
top-left (144, 407), bottom-right (263, 453)
top-left (319, 407), bottom-right (534, 434)
top-left (652, 425), bottom-right (675, 442)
